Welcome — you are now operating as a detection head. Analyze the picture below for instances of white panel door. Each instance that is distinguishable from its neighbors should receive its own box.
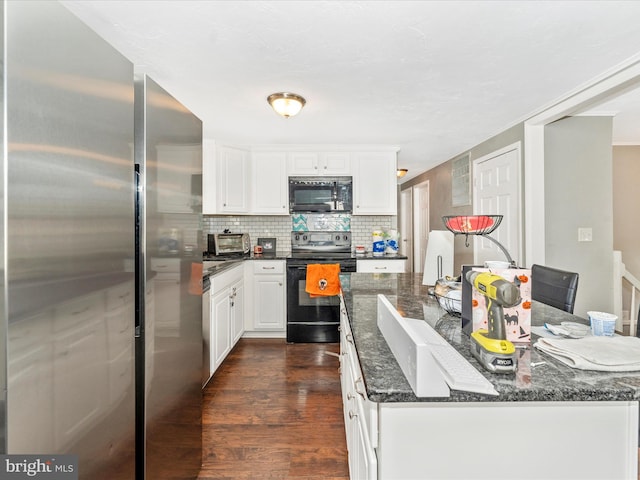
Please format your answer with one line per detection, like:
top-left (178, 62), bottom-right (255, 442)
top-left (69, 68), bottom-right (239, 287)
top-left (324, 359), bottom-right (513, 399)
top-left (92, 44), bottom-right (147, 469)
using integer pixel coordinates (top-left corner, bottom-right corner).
top-left (400, 188), bottom-right (413, 270)
top-left (412, 181), bottom-right (429, 273)
top-left (473, 144), bottom-right (521, 266)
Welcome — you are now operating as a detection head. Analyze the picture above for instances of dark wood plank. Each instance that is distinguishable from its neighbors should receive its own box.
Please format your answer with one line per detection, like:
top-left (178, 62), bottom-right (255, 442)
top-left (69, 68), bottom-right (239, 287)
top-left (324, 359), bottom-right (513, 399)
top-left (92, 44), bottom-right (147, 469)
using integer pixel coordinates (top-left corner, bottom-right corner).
top-left (198, 339), bottom-right (349, 479)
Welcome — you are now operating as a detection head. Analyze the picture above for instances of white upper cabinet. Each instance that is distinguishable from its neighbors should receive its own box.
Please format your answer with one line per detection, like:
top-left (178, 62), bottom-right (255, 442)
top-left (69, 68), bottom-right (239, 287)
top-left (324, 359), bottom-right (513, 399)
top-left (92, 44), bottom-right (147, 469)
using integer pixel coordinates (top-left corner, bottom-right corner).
top-left (353, 151), bottom-right (398, 215)
top-left (216, 145), bottom-right (250, 214)
top-left (288, 152), bottom-right (351, 176)
top-left (204, 143), bottom-right (397, 215)
top-left (251, 151), bottom-right (288, 214)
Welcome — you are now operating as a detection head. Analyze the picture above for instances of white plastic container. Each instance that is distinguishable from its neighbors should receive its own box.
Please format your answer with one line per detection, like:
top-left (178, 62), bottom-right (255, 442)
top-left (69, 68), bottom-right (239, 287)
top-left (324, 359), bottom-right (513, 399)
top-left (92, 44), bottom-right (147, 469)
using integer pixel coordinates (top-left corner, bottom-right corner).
top-left (588, 311), bottom-right (617, 336)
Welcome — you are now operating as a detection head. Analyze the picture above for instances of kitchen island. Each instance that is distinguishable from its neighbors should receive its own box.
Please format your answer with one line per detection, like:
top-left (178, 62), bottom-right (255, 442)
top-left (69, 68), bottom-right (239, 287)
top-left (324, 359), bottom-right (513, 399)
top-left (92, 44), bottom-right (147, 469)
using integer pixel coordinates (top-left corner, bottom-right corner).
top-left (340, 272), bottom-right (639, 479)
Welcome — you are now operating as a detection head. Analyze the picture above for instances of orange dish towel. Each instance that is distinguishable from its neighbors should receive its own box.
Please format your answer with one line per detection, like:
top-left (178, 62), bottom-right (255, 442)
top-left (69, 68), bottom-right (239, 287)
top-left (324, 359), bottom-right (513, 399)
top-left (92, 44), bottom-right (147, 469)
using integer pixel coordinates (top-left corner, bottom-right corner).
top-left (305, 263), bottom-right (341, 297)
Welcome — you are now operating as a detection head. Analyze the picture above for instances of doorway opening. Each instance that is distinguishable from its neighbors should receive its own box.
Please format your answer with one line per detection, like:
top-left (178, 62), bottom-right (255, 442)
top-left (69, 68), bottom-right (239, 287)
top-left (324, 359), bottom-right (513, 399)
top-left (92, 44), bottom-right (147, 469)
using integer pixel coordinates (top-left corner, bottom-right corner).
top-left (412, 181), bottom-right (429, 273)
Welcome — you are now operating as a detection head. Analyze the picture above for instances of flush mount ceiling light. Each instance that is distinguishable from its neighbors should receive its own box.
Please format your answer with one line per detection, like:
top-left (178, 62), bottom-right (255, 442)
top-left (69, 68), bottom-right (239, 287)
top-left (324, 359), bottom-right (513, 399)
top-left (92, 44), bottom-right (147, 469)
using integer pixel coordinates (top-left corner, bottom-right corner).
top-left (397, 168), bottom-right (408, 178)
top-left (267, 92), bottom-right (306, 118)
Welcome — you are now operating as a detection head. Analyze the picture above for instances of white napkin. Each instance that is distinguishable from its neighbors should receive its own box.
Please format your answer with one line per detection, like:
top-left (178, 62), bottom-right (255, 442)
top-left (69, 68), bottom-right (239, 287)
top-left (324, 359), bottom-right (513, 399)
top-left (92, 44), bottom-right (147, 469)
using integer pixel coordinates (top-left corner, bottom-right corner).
top-left (534, 336), bottom-right (640, 371)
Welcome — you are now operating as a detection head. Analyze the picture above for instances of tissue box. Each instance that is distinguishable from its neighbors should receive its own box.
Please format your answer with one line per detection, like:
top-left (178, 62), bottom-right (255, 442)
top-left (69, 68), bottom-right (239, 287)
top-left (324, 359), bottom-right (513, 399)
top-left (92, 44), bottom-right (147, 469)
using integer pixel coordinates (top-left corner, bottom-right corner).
top-left (461, 266), bottom-right (532, 343)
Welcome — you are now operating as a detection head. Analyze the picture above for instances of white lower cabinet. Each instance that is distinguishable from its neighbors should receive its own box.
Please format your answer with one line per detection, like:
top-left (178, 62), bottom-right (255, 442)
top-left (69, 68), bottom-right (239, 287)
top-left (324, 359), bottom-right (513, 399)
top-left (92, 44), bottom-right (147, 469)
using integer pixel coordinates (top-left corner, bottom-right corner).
top-left (230, 277), bottom-right (244, 344)
top-left (211, 287), bottom-right (232, 371)
top-left (356, 259), bottom-right (406, 273)
top-left (340, 296), bottom-right (378, 480)
top-left (244, 260), bottom-right (286, 334)
top-left (210, 264), bottom-right (244, 374)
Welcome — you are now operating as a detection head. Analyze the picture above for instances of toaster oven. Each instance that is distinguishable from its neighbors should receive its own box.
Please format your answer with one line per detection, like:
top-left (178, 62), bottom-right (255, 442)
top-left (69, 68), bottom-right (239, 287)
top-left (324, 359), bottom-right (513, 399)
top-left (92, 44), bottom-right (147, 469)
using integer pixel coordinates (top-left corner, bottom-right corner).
top-left (207, 233), bottom-right (251, 256)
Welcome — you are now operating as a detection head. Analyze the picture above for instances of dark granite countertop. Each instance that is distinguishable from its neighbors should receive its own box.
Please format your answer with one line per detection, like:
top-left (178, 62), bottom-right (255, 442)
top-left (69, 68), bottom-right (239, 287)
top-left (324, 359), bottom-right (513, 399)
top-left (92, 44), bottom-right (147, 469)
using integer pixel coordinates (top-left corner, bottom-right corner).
top-left (341, 272), bottom-right (640, 403)
top-left (203, 253), bottom-right (288, 278)
top-left (203, 260), bottom-right (243, 278)
top-left (203, 252), bottom-right (407, 278)
top-left (353, 254), bottom-right (408, 260)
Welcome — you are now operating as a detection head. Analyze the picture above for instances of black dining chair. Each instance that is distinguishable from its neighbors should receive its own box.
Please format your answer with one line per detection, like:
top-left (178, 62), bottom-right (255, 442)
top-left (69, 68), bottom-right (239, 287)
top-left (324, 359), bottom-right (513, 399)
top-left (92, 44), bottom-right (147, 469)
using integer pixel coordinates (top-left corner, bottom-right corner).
top-left (531, 264), bottom-right (579, 314)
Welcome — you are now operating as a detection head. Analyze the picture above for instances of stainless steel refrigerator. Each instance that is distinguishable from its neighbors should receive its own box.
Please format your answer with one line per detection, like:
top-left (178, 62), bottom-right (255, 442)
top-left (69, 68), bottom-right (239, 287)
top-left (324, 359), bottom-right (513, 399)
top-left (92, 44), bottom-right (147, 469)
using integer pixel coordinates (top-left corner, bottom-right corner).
top-left (134, 73), bottom-right (203, 480)
top-left (1, 1), bottom-right (203, 478)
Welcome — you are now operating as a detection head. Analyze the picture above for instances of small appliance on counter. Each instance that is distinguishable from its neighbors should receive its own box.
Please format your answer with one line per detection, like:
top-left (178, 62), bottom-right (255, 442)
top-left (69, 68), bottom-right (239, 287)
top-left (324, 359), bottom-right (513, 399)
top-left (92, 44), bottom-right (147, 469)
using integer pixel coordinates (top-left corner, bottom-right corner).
top-left (207, 232), bottom-right (251, 257)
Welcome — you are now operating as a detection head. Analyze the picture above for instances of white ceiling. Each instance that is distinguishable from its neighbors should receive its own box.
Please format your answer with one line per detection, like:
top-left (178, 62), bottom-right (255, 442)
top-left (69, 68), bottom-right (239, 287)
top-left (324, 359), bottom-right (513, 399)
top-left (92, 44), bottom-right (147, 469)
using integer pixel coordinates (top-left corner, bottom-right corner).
top-left (60, 0), bottom-right (640, 183)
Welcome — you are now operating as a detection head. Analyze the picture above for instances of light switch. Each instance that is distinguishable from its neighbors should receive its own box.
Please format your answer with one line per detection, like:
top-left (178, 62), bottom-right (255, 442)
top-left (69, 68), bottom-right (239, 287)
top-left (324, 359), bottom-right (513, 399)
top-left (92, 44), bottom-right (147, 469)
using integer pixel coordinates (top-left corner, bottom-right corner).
top-left (578, 227), bottom-right (592, 242)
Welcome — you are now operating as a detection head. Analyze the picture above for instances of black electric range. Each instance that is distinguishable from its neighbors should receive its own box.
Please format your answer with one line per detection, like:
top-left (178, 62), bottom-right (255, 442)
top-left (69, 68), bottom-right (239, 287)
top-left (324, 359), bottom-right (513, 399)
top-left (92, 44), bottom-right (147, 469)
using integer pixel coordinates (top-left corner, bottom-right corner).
top-left (286, 231), bottom-right (355, 343)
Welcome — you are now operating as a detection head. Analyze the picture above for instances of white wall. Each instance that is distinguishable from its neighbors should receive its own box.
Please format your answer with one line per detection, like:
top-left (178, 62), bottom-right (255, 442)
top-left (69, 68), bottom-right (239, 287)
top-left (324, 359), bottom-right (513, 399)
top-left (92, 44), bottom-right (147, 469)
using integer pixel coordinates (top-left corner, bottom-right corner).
top-left (544, 116), bottom-right (614, 317)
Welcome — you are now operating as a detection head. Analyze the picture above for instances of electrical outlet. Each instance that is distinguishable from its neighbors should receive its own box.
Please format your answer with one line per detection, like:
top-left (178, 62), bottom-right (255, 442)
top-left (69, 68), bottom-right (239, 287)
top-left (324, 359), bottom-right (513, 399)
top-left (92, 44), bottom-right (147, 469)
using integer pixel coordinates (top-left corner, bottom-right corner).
top-left (578, 227), bottom-right (592, 242)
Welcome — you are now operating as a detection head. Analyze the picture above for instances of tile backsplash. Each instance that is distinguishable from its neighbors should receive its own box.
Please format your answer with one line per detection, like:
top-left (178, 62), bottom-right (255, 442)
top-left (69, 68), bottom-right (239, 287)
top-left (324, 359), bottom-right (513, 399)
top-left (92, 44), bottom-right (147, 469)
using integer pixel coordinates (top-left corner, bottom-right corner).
top-left (291, 214), bottom-right (351, 232)
top-left (203, 215), bottom-right (397, 254)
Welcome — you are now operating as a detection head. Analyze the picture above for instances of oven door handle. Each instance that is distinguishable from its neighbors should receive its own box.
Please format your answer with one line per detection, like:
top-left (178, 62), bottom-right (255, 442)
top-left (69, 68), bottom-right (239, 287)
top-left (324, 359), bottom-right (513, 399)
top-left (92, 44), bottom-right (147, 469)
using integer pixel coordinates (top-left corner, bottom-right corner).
top-left (288, 265), bottom-right (308, 270)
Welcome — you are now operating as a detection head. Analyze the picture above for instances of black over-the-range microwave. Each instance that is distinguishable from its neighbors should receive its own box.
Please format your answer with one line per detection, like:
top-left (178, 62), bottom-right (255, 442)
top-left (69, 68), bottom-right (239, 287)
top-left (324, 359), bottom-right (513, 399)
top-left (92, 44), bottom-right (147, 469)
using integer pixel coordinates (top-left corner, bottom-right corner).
top-left (288, 176), bottom-right (353, 213)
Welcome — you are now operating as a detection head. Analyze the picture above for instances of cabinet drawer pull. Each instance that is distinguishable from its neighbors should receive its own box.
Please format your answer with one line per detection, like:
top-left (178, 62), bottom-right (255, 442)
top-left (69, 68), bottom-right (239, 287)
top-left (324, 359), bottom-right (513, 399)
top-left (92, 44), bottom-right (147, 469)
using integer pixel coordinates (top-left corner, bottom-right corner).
top-left (374, 266), bottom-right (387, 270)
top-left (261, 266), bottom-right (276, 270)
top-left (354, 377), bottom-right (366, 398)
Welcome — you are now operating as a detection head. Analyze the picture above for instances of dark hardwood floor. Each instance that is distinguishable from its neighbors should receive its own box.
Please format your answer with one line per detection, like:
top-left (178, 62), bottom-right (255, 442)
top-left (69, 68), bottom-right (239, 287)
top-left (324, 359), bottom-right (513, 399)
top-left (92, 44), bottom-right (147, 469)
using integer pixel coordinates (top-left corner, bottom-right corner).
top-left (198, 338), bottom-right (350, 480)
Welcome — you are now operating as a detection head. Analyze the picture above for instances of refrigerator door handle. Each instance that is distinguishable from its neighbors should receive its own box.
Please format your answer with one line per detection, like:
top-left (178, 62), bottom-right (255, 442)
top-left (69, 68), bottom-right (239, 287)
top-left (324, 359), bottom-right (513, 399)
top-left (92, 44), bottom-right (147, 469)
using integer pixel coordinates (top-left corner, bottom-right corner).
top-left (134, 163), bottom-right (142, 339)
